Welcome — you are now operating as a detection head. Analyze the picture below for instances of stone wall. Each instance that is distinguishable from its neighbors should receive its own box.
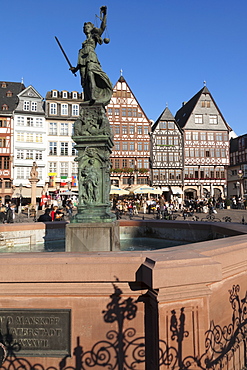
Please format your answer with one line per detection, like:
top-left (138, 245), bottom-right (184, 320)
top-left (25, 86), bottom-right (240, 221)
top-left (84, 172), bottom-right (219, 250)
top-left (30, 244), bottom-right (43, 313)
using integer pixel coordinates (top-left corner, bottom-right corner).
top-left (0, 229), bottom-right (245, 369)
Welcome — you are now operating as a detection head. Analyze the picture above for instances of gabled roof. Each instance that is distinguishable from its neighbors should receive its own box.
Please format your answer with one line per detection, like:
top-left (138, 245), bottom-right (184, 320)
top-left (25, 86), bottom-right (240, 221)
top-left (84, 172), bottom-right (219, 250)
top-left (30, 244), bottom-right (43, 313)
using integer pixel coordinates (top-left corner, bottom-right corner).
top-left (112, 75), bottom-right (151, 123)
top-left (152, 107), bottom-right (176, 132)
top-left (0, 81), bottom-right (25, 114)
top-left (18, 85), bottom-right (43, 100)
top-left (175, 86), bottom-right (232, 131)
top-left (175, 86), bottom-right (209, 128)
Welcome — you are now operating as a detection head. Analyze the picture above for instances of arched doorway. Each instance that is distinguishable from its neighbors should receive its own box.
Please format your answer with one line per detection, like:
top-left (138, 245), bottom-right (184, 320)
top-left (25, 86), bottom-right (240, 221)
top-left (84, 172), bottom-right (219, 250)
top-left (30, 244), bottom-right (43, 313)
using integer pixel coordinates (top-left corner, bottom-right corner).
top-left (184, 188), bottom-right (197, 200)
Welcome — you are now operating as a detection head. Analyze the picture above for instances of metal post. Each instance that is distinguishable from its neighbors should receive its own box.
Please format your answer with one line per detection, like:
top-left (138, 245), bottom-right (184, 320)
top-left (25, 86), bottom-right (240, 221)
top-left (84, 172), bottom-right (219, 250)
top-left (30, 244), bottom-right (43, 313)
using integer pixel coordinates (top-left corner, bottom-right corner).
top-left (138, 289), bottom-right (159, 370)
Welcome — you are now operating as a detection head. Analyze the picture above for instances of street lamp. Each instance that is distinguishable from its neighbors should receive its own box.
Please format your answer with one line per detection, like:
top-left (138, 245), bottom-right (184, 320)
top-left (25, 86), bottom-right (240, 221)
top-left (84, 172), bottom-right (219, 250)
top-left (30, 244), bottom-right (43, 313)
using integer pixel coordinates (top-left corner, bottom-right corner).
top-left (236, 181), bottom-right (240, 199)
top-left (19, 183), bottom-right (23, 214)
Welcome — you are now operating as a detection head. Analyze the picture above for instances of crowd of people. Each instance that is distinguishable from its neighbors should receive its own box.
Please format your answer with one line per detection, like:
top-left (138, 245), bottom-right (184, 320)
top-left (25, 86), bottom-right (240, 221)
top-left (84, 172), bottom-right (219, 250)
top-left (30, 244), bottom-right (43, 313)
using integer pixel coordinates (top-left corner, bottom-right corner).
top-left (112, 195), bottom-right (247, 220)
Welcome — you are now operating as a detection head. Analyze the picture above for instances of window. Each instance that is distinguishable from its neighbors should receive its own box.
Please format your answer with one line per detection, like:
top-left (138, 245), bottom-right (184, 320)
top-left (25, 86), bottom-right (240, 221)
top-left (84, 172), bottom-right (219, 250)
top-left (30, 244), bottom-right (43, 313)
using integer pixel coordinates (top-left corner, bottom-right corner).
top-left (153, 170), bottom-right (159, 181)
top-left (0, 120), bottom-right (7, 127)
top-left (61, 142), bottom-right (68, 155)
top-left (122, 142), bottom-right (128, 151)
top-left (114, 125), bottom-right (120, 134)
top-left (60, 162), bottom-right (68, 176)
top-left (36, 150), bottom-right (43, 160)
top-left (114, 108), bottom-right (120, 116)
top-left (185, 148), bottom-right (189, 157)
top-left (216, 148), bottom-right (221, 158)
top-left (52, 90), bottom-right (58, 98)
top-left (209, 115), bottom-right (218, 124)
top-left (192, 132), bottom-right (198, 141)
top-left (143, 159), bottom-right (149, 169)
top-left (216, 133), bottom-right (223, 141)
top-left (31, 102), bottom-right (37, 111)
top-left (190, 148), bottom-right (194, 157)
top-left (200, 132), bottom-right (206, 140)
top-left (61, 123), bottom-right (69, 136)
top-left (206, 150), bottom-right (210, 157)
top-left (210, 148), bottom-right (214, 157)
top-left (17, 167), bottom-right (24, 179)
top-left (221, 149), bottom-right (226, 157)
top-left (129, 142), bottom-right (134, 151)
top-left (122, 125), bottom-right (128, 134)
top-left (115, 159), bottom-right (120, 168)
top-left (123, 159), bottom-right (128, 168)
top-left (49, 142), bottom-right (57, 155)
top-left (207, 133), bottom-right (214, 141)
top-left (2, 104), bottom-right (8, 110)
top-left (17, 133), bottom-right (24, 141)
top-left (107, 108), bottom-right (112, 115)
top-left (137, 142), bottom-right (143, 151)
top-left (176, 170), bottom-right (181, 180)
top-left (62, 91), bottom-right (67, 98)
top-left (128, 108), bottom-right (132, 117)
top-left (0, 138), bottom-right (6, 147)
top-left (195, 114), bottom-right (203, 124)
top-left (17, 150), bottom-right (24, 159)
top-left (162, 137), bottom-right (167, 145)
top-left (168, 136), bottom-right (173, 145)
top-left (174, 137), bottom-right (178, 145)
top-left (129, 159), bottom-right (135, 168)
top-left (35, 118), bottom-right (43, 127)
top-left (72, 92), bottom-right (77, 99)
top-left (72, 143), bottom-right (77, 156)
top-left (61, 104), bottom-right (68, 115)
top-left (144, 127), bottom-right (149, 135)
top-left (49, 122), bottom-right (57, 135)
top-left (169, 152), bottom-right (174, 162)
top-left (122, 107), bottom-right (126, 117)
top-left (132, 108), bottom-right (137, 117)
top-left (23, 101), bottom-right (30, 111)
top-left (36, 134), bottom-right (43, 143)
top-left (26, 133), bottom-right (34, 142)
top-left (72, 162), bottom-right (78, 175)
top-left (137, 126), bottom-right (142, 135)
top-left (137, 159), bottom-right (143, 168)
top-left (72, 104), bottom-right (79, 116)
top-left (185, 132), bottom-right (191, 140)
top-left (169, 170), bottom-right (175, 180)
top-left (5, 90), bottom-right (12, 97)
top-left (26, 150), bottom-right (34, 160)
top-left (168, 122), bottom-right (174, 129)
top-left (160, 122), bottom-right (167, 129)
top-left (144, 142), bottom-right (149, 151)
top-left (49, 162), bottom-right (57, 173)
top-left (129, 126), bottom-right (135, 135)
top-left (26, 117), bottom-right (34, 126)
top-left (50, 103), bottom-right (57, 115)
top-left (114, 141), bottom-right (120, 151)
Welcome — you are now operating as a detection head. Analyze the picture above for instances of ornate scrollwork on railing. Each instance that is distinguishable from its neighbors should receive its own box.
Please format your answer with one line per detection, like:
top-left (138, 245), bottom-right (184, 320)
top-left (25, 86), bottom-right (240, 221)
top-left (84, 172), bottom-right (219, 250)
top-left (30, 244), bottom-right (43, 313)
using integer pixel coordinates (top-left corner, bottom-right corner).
top-left (80, 283), bottom-right (145, 369)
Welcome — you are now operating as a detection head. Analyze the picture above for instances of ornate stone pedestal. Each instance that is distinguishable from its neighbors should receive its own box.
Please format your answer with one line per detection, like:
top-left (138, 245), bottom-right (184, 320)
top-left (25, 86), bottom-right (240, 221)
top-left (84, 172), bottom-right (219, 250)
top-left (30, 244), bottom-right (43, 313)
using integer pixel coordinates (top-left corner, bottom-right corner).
top-left (66, 103), bottom-right (119, 251)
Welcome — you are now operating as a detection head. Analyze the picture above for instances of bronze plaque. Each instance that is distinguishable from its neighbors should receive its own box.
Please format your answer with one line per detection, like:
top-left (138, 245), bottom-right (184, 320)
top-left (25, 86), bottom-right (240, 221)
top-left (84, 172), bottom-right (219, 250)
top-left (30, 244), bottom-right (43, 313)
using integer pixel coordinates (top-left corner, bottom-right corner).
top-left (0, 309), bottom-right (71, 357)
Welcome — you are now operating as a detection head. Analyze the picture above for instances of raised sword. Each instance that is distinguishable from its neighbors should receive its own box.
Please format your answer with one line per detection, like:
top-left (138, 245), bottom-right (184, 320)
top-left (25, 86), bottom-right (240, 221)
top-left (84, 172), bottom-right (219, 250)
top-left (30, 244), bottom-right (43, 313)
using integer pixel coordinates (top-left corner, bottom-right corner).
top-left (55, 36), bottom-right (76, 76)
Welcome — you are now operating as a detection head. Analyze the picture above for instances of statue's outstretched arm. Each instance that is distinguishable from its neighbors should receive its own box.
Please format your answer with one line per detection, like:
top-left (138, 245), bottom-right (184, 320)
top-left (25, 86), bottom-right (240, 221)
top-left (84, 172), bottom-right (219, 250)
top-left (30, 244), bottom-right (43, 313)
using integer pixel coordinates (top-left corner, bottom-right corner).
top-left (99, 6), bottom-right (107, 35)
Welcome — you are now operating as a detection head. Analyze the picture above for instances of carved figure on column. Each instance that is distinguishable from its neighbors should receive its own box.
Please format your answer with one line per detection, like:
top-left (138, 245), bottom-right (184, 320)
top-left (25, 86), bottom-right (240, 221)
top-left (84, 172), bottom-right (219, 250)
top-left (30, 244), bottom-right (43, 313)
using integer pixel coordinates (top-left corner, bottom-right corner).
top-left (70, 6), bottom-right (113, 106)
top-left (30, 162), bottom-right (38, 179)
top-left (81, 158), bottom-right (99, 203)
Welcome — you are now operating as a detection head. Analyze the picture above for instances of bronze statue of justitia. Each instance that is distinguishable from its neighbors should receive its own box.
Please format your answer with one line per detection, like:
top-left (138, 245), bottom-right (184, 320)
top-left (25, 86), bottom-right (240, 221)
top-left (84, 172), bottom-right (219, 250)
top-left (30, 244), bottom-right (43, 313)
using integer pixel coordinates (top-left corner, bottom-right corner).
top-left (70, 6), bottom-right (113, 106)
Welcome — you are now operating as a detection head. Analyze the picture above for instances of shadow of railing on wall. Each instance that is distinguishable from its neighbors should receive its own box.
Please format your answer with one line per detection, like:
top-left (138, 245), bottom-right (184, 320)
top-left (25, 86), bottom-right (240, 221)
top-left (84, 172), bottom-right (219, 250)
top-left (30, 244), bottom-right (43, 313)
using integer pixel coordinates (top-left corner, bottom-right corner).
top-left (0, 284), bottom-right (246, 370)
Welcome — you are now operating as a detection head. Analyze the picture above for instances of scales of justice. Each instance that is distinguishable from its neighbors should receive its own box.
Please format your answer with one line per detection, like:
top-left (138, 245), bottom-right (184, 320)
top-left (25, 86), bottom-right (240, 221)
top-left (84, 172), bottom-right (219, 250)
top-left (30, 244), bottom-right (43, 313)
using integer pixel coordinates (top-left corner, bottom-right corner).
top-left (56, 6), bottom-right (120, 251)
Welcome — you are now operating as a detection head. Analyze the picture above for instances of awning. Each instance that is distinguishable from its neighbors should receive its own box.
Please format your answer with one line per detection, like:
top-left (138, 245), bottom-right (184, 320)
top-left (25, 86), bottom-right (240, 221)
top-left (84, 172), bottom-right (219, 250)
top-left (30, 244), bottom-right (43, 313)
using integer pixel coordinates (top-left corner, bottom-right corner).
top-left (171, 187), bottom-right (183, 195)
top-left (161, 187), bottom-right (170, 192)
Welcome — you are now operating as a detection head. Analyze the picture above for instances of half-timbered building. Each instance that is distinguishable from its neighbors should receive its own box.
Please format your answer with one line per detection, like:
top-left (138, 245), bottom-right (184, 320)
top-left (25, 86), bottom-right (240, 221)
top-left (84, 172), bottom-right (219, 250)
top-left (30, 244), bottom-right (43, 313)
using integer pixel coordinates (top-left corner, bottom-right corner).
top-left (175, 85), bottom-right (231, 199)
top-left (106, 75), bottom-right (151, 187)
top-left (150, 107), bottom-right (183, 199)
top-left (0, 81), bottom-right (25, 203)
top-left (228, 134), bottom-right (247, 199)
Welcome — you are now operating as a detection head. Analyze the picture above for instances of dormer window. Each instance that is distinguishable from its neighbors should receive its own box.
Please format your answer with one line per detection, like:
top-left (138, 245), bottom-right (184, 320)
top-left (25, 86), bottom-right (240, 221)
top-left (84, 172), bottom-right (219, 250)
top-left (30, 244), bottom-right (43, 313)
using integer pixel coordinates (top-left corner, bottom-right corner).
top-left (6, 91), bottom-right (13, 97)
top-left (62, 91), bottom-right (67, 98)
top-left (72, 92), bottom-right (77, 99)
top-left (52, 90), bottom-right (58, 98)
top-left (1, 82), bottom-right (7, 88)
top-left (23, 101), bottom-right (30, 111)
top-left (2, 104), bottom-right (8, 110)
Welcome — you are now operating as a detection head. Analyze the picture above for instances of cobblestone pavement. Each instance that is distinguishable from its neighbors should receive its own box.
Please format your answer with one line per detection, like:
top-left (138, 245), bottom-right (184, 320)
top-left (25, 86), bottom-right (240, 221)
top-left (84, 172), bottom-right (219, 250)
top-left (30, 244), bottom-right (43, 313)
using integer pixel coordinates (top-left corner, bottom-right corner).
top-left (11, 207), bottom-right (247, 225)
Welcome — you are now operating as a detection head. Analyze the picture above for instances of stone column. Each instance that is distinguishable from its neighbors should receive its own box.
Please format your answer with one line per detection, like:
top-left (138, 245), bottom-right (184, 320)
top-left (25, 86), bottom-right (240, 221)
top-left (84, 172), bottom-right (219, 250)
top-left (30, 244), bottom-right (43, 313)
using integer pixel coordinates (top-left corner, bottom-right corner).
top-left (29, 178), bottom-right (40, 208)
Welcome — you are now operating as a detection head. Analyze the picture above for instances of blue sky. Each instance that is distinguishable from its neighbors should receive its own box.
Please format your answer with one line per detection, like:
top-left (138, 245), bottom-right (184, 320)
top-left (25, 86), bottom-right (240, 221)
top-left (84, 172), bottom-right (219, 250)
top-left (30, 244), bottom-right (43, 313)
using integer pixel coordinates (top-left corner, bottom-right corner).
top-left (1, 0), bottom-right (247, 135)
